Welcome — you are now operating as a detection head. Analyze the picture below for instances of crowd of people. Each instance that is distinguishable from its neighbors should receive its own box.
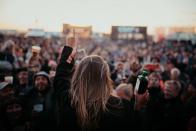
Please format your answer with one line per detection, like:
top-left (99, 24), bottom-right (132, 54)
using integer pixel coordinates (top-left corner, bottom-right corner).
top-left (0, 33), bottom-right (195, 131)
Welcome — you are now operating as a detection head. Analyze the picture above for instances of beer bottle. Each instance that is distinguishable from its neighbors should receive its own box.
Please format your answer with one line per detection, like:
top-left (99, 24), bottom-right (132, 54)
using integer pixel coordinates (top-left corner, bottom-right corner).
top-left (134, 70), bottom-right (149, 94)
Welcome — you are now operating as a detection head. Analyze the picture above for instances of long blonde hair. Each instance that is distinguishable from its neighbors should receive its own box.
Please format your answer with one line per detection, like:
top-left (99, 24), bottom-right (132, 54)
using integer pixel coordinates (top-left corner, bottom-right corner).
top-left (69, 55), bottom-right (113, 128)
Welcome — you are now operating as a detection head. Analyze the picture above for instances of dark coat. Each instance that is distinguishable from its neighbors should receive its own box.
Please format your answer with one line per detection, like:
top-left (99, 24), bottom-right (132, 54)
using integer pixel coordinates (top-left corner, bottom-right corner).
top-left (53, 46), bottom-right (136, 131)
top-left (138, 96), bottom-right (187, 131)
top-left (27, 86), bottom-right (56, 131)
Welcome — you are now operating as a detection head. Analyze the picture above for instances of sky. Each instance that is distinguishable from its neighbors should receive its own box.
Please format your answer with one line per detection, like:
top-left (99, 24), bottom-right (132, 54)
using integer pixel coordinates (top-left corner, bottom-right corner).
top-left (0, 0), bottom-right (196, 33)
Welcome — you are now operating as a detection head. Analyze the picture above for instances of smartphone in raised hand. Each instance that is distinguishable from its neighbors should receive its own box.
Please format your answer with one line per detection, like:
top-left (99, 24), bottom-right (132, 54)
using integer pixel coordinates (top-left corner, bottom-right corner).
top-left (66, 29), bottom-right (78, 63)
top-left (66, 29), bottom-right (77, 48)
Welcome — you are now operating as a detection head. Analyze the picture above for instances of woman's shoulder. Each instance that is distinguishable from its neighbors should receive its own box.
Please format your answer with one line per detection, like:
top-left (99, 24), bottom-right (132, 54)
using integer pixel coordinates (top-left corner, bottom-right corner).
top-left (98, 96), bottom-right (134, 130)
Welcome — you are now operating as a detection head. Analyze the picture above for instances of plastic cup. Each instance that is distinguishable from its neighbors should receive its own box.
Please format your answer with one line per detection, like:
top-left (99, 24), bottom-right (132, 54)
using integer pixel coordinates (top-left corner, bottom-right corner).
top-left (32, 46), bottom-right (41, 54)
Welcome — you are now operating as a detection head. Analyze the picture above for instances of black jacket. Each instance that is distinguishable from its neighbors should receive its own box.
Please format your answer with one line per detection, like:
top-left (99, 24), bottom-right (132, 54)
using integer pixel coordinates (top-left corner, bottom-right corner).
top-left (27, 86), bottom-right (55, 131)
top-left (53, 46), bottom-right (136, 131)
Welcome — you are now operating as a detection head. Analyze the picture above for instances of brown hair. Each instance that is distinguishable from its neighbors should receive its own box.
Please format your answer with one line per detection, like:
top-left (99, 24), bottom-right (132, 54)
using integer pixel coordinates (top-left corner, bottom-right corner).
top-left (69, 55), bottom-right (113, 128)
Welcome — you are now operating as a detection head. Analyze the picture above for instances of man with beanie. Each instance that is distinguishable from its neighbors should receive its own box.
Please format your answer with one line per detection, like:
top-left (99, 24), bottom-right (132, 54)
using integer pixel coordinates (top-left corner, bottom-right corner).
top-left (28, 71), bottom-right (55, 131)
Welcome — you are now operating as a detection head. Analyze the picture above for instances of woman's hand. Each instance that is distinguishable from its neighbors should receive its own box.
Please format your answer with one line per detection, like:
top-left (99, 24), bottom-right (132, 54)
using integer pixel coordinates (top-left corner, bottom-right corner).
top-left (134, 91), bottom-right (149, 111)
top-left (66, 31), bottom-right (77, 63)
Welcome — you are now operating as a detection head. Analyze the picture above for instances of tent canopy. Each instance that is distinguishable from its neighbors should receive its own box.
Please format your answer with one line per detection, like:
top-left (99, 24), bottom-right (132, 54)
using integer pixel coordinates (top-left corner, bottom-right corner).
top-left (25, 29), bottom-right (45, 37)
top-left (166, 32), bottom-right (196, 42)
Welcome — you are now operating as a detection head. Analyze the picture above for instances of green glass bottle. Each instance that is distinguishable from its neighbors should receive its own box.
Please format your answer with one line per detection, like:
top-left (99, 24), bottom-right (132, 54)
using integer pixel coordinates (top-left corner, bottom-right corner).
top-left (134, 70), bottom-right (149, 94)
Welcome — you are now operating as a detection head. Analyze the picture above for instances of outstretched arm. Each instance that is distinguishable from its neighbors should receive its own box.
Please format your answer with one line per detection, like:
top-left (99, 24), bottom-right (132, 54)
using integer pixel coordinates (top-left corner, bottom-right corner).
top-left (53, 46), bottom-right (75, 97)
top-left (53, 31), bottom-right (77, 99)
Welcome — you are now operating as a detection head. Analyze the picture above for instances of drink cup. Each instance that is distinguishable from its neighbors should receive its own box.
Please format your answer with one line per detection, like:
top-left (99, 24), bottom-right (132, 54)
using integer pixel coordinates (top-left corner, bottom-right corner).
top-left (32, 46), bottom-right (41, 54)
top-left (4, 76), bottom-right (13, 84)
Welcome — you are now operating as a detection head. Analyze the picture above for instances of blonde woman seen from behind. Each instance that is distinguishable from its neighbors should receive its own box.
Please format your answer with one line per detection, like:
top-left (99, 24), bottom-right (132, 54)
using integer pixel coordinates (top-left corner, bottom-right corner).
top-left (53, 38), bottom-right (138, 131)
